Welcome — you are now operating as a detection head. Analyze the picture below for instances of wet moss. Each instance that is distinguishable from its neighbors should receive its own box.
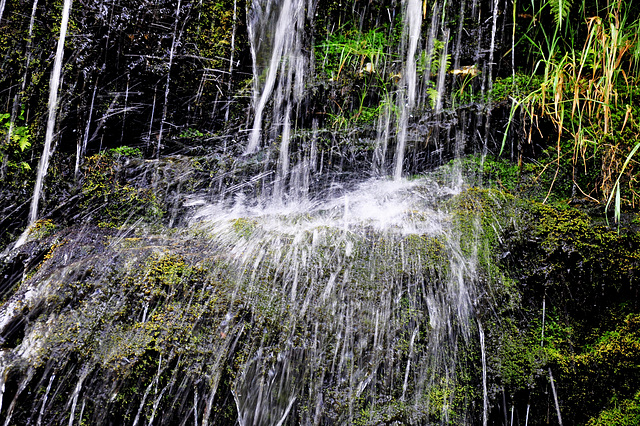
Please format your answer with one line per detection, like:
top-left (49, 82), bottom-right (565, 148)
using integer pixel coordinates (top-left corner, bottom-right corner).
top-left (441, 184), bottom-right (640, 423)
top-left (81, 153), bottom-right (163, 226)
top-left (587, 390), bottom-right (640, 426)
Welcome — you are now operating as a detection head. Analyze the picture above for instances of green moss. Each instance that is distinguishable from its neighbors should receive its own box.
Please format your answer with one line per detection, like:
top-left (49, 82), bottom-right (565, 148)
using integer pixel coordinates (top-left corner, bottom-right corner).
top-left (587, 391), bottom-right (640, 426)
top-left (108, 146), bottom-right (142, 158)
top-left (28, 219), bottom-right (57, 239)
top-left (231, 217), bottom-right (258, 238)
top-left (81, 153), bottom-right (163, 225)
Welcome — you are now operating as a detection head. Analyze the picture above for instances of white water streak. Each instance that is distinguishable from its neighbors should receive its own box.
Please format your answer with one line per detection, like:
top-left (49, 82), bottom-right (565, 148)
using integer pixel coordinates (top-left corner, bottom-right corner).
top-left (77, 82), bottom-right (98, 176)
top-left (4, 368), bottom-right (34, 426)
top-left (132, 354), bottom-right (163, 426)
top-left (0, 368), bottom-right (4, 416)
top-left (246, 0), bottom-right (298, 154)
top-left (225, 0), bottom-right (239, 121)
top-left (36, 374), bottom-right (55, 426)
top-left (487, 0), bottom-right (500, 91)
top-left (29, 0), bottom-right (73, 224)
top-left (393, 0), bottom-right (422, 180)
top-left (435, 29), bottom-right (450, 113)
top-left (405, 0), bottom-right (422, 109)
top-left (479, 320), bottom-right (488, 426)
top-left (549, 368), bottom-right (563, 425)
top-left (274, 397), bottom-right (297, 426)
top-left (67, 369), bottom-right (89, 426)
top-left (157, 0), bottom-right (181, 156)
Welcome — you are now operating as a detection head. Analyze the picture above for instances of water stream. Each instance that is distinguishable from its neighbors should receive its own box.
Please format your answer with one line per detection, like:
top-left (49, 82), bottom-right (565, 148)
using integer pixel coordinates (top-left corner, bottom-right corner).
top-left (28, 0), bottom-right (73, 224)
top-left (0, 0), bottom-right (520, 423)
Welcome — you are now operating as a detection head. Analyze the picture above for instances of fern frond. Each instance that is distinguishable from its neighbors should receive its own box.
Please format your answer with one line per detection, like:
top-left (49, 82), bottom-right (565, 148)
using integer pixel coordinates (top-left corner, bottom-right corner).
top-left (427, 88), bottom-right (439, 109)
top-left (548, 0), bottom-right (573, 27)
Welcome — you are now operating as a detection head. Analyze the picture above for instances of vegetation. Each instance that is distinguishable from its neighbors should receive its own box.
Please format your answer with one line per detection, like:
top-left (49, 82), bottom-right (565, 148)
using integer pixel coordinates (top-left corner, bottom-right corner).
top-left (81, 151), bottom-right (162, 227)
top-left (1, 0), bottom-right (640, 424)
top-left (0, 108), bottom-right (32, 177)
top-left (510, 0), bottom-right (640, 221)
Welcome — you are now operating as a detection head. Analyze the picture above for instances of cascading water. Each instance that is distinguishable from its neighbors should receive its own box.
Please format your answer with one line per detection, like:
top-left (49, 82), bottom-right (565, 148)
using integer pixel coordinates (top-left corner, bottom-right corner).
top-left (245, 0), bottom-right (309, 155)
top-left (393, 0), bottom-right (422, 180)
top-left (0, 0), bottom-right (532, 424)
top-left (0, 172), bottom-right (499, 424)
top-left (157, 0), bottom-right (183, 156)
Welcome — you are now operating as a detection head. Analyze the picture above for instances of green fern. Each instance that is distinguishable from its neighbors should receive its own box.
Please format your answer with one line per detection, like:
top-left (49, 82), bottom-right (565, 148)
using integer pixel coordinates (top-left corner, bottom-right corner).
top-left (431, 53), bottom-right (452, 76)
top-left (427, 88), bottom-right (439, 109)
top-left (548, 0), bottom-right (573, 27)
top-left (12, 125), bottom-right (31, 152)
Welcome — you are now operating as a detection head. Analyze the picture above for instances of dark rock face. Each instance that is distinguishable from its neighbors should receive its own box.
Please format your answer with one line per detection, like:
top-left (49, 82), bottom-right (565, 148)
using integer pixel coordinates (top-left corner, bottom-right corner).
top-left (1, 0), bottom-right (639, 424)
top-left (0, 0), bottom-right (519, 248)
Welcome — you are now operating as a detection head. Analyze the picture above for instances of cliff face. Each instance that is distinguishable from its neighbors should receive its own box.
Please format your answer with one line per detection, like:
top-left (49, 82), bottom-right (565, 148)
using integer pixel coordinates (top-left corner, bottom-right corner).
top-left (0, 0), bottom-right (639, 424)
top-left (0, 0), bottom-right (519, 247)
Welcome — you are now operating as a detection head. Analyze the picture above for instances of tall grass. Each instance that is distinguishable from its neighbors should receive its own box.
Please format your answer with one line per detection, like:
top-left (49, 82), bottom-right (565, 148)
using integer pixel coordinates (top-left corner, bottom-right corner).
top-left (512, 0), bottom-right (640, 222)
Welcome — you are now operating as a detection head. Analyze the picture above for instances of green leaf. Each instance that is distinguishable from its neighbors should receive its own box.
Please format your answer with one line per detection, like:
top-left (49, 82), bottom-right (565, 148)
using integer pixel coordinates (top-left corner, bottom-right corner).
top-left (427, 88), bottom-right (439, 109)
top-left (606, 141), bottom-right (640, 227)
top-left (548, 0), bottom-right (573, 28)
top-left (11, 126), bottom-right (31, 151)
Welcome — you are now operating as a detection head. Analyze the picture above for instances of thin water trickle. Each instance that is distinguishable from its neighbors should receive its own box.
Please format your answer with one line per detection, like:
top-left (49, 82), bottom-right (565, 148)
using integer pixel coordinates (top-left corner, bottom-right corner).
top-left (0, 367), bottom-right (4, 416)
top-left (479, 319), bottom-right (488, 426)
top-left (157, 0), bottom-right (182, 156)
top-left (393, 0), bottom-right (422, 180)
top-left (434, 28), bottom-right (450, 113)
top-left (225, 0), bottom-right (239, 122)
top-left (67, 369), bottom-right (88, 426)
top-left (76, 81), bottom-right (98, 177)
top-left (29, 0), bottom-right (73, 224)
top-left (549, 367), bottom-right (564, 425)
top-left (36, 373), bottom-right (54, 426)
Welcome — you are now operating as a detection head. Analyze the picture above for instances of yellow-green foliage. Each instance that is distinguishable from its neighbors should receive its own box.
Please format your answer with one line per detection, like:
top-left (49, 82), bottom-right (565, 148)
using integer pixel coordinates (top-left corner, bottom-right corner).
top-left (315, 27), bottom-right (391, 80)
top-left (587, 391), bottom-right (640, 426)
top-left (82, 153), bottom-right (162, 225)
top-left (577, 313), bottom-right (640, 382)
top-left (28, 219), bottom-right (56, 239)
top-left (515, 1), bottom-right (640, 210)
top-left (530, 202), bottom-right (640, 282)
top-left (231, 217), bottom-right (258, 238)
top-left (186, 0), bottom-right (245, 71)
top-left (45, 249), bottom-right (232, 366)
top-left (0, 110), bottom-right (33, 180)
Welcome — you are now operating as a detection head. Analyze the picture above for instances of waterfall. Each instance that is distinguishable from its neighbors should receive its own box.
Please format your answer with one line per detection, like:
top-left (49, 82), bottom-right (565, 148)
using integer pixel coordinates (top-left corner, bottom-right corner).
top-left (28, 0), bottom-right (73, 224)
top-left (0, 0), bottom-right (534, 424)
top-left (157, 0), bottom-right (182, 157)
top-left (393, 0), bottom-right (423, 180)
top-left (245, 0), bottom-right (308, 155)
top-left (479, 319), bottom-right (488, 426)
